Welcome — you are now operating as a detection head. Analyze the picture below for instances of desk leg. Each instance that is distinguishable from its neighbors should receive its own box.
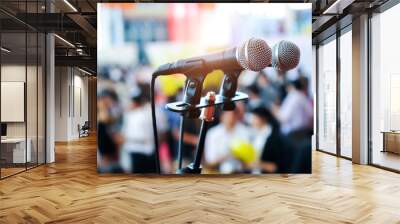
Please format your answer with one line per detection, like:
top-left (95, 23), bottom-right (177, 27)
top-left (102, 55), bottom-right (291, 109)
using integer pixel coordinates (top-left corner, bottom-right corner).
top-left (382, 133), bottom-right (386, 153)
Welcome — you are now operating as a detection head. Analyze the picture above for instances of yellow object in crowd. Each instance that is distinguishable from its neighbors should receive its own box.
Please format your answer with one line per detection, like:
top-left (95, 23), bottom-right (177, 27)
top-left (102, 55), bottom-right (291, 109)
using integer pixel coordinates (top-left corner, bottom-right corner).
top-left (159, 75), bottom-right (185, 97)
top-left (158, 70), bottom-right (224, 97)
top-left (203, 69), bottom-right (224, 89)
top-left (231, 140), bottom-right (256, 164)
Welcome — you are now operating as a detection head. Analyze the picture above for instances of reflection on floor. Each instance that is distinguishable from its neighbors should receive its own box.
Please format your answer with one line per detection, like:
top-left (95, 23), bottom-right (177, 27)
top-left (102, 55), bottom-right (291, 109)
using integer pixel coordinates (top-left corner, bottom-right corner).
top-left (340, 147), bottom-right (352, 158)
top-left (0, 163), bottom-right (42, 178)
top-left (0, 135), bottom-right (400, 223)
top-left (0, 167), bottom-right (25, 177)
top-left (373, 150), bottom-right (400, 171)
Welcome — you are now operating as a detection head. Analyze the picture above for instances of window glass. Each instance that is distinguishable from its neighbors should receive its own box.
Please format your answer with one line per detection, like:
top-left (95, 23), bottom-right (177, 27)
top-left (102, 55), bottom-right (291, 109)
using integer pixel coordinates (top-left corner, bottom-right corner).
top-left (317, 37), bottom-right (337, 154)
top-left (1, 30), bottom-right (27, 177)
top-left (339, 30), bottom-right (352, 158)
top-left (371, 4), bottom-right (400, 171)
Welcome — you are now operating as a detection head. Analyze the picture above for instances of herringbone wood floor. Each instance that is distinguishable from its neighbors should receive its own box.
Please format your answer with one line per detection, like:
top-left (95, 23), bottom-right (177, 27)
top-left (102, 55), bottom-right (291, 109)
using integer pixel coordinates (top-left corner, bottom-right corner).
top-left (0, 135), bottom-right (400, 224)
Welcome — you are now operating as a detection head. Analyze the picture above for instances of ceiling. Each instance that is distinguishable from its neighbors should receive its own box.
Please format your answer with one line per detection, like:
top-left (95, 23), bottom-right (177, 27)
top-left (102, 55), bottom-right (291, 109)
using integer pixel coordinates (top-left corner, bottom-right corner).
top-left (311, 0), bottom-right (391, 44)
top-left (0, 0), bottom-right (395, 73)
top-left (0, 0), bottom-right (98, 73)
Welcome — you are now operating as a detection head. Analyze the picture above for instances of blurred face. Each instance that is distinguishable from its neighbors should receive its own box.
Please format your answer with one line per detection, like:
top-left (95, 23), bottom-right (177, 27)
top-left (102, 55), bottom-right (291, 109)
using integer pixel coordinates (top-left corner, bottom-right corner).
top-left (221, 111), bottom-right (237, 129)
top-left (286, 84), bottom-right (295, 92)
top-left (249, 91), bottom-right (259, 100)
top-left (98, 96), bottom-right (113, 123)
top-left (257, 75), bottom-right (269, 86)
top-left (250, 114), bottom-right (267, 129)
top-left (130, 99), bottom-right (141, 109)
top-left (99, 96), bottom-right (115, 110)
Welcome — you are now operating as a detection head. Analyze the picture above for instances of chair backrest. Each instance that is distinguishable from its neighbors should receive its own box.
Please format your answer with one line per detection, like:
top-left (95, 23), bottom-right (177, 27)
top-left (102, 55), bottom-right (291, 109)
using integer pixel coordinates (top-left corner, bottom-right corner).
top-left (82, 121), bottom-right (90, 129)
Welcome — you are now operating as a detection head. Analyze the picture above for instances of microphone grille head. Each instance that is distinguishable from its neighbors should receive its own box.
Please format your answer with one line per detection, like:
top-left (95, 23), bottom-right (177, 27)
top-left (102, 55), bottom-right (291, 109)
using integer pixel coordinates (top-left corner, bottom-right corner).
top-left (272, 40), bottom-right (300, 71)
top-left (237, 38), bottom-right (272, 72)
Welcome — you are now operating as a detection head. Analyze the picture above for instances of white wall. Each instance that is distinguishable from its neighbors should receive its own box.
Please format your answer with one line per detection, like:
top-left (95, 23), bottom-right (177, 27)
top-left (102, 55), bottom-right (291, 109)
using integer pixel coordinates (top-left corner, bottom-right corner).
top-left (55, 66), bottom-right (69, 141)
top-left (70, 73), bottom-right (89, 138)
top-left (55, 67), bottom-right (89, 141)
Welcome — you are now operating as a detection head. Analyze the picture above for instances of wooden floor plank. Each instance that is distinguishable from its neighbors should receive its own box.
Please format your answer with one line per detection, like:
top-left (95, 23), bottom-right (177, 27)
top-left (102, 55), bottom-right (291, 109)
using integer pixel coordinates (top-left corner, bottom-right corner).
top-left (0, 135), bottom-right (399, 223)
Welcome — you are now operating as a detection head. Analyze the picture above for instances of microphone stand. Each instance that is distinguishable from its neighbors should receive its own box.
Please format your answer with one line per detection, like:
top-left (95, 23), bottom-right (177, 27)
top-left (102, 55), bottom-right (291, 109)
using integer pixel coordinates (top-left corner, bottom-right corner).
top-left (177, 115), bottom-right (185, 170)
top-left (177, 92), bottom-right (216, 174)
top-left (176, 74), bottom-right (205, 173)
top-left (177, 79), bottom-right (189, 171)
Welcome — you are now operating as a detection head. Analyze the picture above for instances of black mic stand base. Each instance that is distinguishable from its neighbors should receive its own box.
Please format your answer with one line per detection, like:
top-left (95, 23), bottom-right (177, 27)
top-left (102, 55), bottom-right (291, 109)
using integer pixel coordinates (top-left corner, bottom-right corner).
top-left (176, 163), bottom-right (202, 174)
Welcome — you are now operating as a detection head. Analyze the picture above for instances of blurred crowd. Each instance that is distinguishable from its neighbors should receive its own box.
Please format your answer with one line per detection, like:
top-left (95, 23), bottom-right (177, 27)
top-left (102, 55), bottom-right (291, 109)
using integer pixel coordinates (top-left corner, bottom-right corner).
top-left (97, 3), bottom-right (312, 174)
top-left (98, 65), bottom-right (313, 174)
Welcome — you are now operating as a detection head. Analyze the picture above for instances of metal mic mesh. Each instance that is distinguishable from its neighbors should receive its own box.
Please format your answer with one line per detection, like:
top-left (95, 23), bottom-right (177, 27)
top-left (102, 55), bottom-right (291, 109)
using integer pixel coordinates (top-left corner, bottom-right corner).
top-left (272, 40), bottom-right (300, 71)
top-left (236, 38), bottom-right (272, 72)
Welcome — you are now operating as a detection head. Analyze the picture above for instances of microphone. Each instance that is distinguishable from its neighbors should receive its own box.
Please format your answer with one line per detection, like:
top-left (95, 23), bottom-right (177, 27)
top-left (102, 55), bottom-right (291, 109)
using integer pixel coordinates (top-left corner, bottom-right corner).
top-left (271, 40), bottom-right (300, 71)
top-left (153, 38), bottom-right (272, 77)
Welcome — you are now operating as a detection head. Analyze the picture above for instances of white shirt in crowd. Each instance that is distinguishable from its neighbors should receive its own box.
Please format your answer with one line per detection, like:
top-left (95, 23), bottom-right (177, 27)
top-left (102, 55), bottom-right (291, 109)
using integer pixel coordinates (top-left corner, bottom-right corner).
top-left (252, 124), bottom-right (272, 159)
top-left (204, 123), bottom-right (251, 165)
top-left (121, 103), bottom-right (167, 155)
top-left (278, 90), bottom-right (313, 135)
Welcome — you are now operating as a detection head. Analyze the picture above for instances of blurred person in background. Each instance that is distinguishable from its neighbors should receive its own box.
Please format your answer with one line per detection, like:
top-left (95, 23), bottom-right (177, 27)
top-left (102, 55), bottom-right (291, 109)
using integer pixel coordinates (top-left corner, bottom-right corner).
top-left (271, 70), bottom-right (289, 103)
top-left (120, 83), bottom-right (168, 173)
top-left (204, 110), bottom-right (251, 173)
top-left (233, 101), bottom-right (247, 124)
top-left (296, 68), bottom-right (311, 98)
top-left (249, 106), bottom-right (290, 173)
top-left (246, 84), bottom-right (264, 111)
top-left (273, 79), bottom-right (313, 136)
top-left (163, 94), bottom-right (181, 165)
top-left (98, 89), bottom-right (124, 173)
top-left (272, 79), bottom-right (313, 173)
top-left (255, 72), bottom-right (279, 109)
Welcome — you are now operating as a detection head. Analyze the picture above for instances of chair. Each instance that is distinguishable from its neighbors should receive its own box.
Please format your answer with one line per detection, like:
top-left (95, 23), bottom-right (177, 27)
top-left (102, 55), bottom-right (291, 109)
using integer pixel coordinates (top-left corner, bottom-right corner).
top-left (78, 121), bottom-right (90, 138)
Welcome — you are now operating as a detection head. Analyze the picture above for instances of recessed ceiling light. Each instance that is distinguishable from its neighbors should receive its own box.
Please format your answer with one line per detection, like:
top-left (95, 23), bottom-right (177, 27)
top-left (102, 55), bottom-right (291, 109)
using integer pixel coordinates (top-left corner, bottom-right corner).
top-left (63, 0), bottom-right (78, 12)
top-left (322, 0), bottom-right (354, 15)
top-left (54, 34), bottom-right (75, 48)
top-left (1, 47), bottom-right (11, 53)
top-left (78, 67), bottom-right (92, 76)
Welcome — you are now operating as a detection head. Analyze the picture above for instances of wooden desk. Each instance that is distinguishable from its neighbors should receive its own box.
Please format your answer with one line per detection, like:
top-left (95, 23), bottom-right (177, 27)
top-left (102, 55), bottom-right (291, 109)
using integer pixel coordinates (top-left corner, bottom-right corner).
top-left (1, 138), bottom-right (31, 164)
top-left (381, 131), bottom-right (400, 154)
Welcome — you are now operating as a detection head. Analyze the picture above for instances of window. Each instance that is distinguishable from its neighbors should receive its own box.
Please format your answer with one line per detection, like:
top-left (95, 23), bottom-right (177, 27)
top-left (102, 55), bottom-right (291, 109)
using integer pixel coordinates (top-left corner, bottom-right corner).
top-left (339, 29), bottom-right (352, 158)
top-left (371, 3), bottom-right (400, 171)
top-left (0, 1), bottom-right (46, 179)
top-left (317, 37), bottom-right (337, 154)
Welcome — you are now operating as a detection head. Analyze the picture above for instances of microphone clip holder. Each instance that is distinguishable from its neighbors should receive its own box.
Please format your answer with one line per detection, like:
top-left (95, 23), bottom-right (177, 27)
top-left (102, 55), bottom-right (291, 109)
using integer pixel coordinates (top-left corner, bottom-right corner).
top-left (167, 70), bottom-right (243, 115)
top-left (165, 91), bottom-right (248, 114)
